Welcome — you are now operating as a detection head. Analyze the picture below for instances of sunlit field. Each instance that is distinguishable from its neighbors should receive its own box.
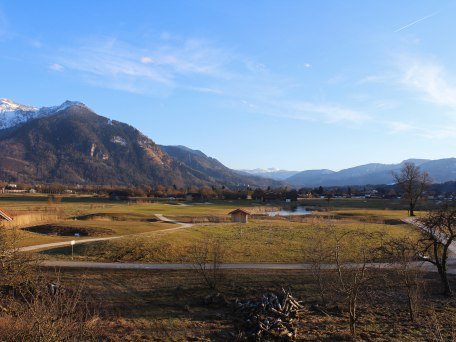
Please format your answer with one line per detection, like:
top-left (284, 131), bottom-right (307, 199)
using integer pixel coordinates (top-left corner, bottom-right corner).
top-left (0, 194), bottom-right (424, 262)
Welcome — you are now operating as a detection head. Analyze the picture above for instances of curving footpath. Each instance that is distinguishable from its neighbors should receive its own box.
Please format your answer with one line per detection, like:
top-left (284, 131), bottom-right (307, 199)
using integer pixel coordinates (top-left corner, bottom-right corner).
top-left (19, 214), bottom-right (192, 252)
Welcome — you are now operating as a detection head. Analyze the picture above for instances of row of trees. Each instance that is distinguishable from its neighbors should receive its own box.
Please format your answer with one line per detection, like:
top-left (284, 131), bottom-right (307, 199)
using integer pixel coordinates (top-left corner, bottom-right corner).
top-left (2, 163), bottom-right (452, 206)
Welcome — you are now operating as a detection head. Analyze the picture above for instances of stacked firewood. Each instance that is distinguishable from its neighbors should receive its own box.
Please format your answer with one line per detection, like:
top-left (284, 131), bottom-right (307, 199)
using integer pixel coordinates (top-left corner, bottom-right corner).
top-left (232, 288), bottom-right (304, 340)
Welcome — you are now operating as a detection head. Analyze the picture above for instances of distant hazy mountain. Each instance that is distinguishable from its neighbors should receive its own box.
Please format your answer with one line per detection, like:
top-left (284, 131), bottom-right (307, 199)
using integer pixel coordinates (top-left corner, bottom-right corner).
top-left (160, 145), bottom-right (283, 188)
top-left (237, 168), bottom-right (299, 180)
top-left (0, 98), bottom-right (280, 188)
top-left (286, 159), bottom-right (456, 187)
top-left (284, 169), bottom-right (335, 186)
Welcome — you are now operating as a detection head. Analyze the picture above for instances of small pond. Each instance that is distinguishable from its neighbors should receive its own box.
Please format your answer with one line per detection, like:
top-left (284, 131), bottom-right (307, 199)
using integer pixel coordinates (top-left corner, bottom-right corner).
top-left (266, 207), bottom-right (312, 216)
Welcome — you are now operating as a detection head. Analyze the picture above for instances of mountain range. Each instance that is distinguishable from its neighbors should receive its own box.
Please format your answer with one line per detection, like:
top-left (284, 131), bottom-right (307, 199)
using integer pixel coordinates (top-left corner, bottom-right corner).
top-left (2, 98), bottom-right (456, 189)
top-left (240, 158), bottom-right (456, 187)
top-left (0, 98), bottom-right (280, 188)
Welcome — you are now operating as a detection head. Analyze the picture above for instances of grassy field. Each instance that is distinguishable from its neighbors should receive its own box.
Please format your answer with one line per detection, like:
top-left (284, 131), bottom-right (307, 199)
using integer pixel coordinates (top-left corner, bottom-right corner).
top-left (0, 196), bottom-right (275, 248)
top-left (43, 219), bottom-right (419, 263)
top-left (1, 195), bottom-right (425, 261)
top-left (298, 197), bottom-right (438, 211)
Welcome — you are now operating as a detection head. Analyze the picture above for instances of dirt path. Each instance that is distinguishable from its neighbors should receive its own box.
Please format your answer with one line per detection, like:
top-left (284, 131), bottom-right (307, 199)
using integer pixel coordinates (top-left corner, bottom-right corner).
top-left (154, 214), bottom-right (193, 229)
top-left (19, 214), bottom-right (193, 252)
top-left (38, 259), bottom-right (456, 274)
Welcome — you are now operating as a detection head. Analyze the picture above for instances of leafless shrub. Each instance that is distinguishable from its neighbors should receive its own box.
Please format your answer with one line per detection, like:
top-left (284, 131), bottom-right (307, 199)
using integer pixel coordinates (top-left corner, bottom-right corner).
top-left (0, 223), bottom-right (101, 340)
top-left (424, 307), bottom-right (456, 342)
top-left (330, 230), bottom-right (383, 338)
top-left (188, 236), bottom-right (225, 291)
top-left (2, 272), bottom-right (101, 341)
top-left (0, 227), bottom-right (37, 294)
top-left (381, 237), bottom-right (424, 322)
top-left (302, 219), bottom-right (336, 305)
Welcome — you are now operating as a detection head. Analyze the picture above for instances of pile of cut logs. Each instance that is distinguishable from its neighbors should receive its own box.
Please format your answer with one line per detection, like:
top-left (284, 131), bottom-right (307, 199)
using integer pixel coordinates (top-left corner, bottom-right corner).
top-left (232, 288), bottom-right (304, 340)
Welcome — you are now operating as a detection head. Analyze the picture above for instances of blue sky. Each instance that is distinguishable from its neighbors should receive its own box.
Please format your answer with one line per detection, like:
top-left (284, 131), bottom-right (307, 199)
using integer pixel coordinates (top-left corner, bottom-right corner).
top-left (1, 1), bottom-right (456, 171)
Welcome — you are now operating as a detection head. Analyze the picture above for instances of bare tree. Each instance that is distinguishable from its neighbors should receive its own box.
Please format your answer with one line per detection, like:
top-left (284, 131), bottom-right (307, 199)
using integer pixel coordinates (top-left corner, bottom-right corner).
top-left (393, 163), bottom-right (431, 216)
top-left (418, 204), bottom-right (456, 297)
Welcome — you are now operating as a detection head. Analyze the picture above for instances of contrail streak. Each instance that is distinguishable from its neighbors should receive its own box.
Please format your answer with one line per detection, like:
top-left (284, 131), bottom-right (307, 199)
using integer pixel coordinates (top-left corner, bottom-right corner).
top-left (395, 11), bottom-right (440, 32)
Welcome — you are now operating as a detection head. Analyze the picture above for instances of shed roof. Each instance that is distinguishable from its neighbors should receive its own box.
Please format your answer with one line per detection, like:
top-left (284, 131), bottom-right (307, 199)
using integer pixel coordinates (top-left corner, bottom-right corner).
top-left (228, 208), bottom-right (251, 215)
top-left (0, 208), bottom-right (13, 222)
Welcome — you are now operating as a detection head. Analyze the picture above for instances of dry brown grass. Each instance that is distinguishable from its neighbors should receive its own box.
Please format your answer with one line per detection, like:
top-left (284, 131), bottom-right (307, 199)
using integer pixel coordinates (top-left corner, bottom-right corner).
top-left (2, 212), bottom-right (62, 229)
top-left (31, 268), bottom-right (456, 341)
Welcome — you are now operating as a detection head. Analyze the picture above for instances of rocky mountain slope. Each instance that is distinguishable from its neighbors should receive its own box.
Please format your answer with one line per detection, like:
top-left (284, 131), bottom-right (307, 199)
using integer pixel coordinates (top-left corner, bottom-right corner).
top-left (160, 145), bottom-right (281, 188)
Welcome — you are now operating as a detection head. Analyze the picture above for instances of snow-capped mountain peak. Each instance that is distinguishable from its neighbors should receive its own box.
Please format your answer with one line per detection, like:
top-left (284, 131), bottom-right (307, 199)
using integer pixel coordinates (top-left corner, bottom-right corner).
top-left (0, 98), bottom-right (38, 113)
top-left (0, 98), bottom-right (87, 130)
top-left (237, 168), bottom-right (300, 180)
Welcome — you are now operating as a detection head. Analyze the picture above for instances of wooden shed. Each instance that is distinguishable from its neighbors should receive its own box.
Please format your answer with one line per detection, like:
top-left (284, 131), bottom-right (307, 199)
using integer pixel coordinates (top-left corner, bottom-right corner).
top-left (0, 208), bottom-right (13, 222)
top-left (228, 208), bottom-right (250, 223)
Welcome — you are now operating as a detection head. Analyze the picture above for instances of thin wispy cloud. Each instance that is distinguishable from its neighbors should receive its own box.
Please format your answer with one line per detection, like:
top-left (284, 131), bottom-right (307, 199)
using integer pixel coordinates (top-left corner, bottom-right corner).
top-left (357, 74), bottom-right (392, 85)
top-left (30, 39), bottom-right (43, 48)
top-left (188, 86), bottom-right (223, 94)
top-left (241, 99), bottom-right (370, 126)
top-left (55, 37), bottom-right (237, 94)
top-left (418, 124), bottom-right (456, 139)
top-left (51, 34), bottom-right (374, 129)
top-left (387, 121), bottom-right (416, 133)
top-left (398, 56), bottom-right (456, 109)
top-left (49, 63), bottom-right (64, 71)
top-left (140, 56), bottom-right (154, 64)
top-left (385, 120), bottom-right (456, 140)
top-left (395, 11), bottom-right (439, 32)
top-left (288, 101), bottom-right (369, 124)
